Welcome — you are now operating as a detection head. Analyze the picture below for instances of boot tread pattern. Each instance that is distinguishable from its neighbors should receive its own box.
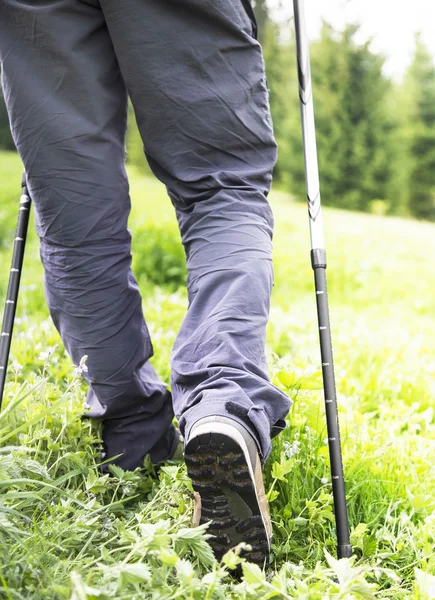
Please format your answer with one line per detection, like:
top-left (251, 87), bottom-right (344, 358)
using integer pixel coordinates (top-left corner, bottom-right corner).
top-left (185, 432), bottom-right (269, 568)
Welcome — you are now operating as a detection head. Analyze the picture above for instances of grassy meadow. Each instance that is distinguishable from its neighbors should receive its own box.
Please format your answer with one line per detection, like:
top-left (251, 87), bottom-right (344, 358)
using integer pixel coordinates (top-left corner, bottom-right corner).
top-left (1, 150), bottom-right (435, 598)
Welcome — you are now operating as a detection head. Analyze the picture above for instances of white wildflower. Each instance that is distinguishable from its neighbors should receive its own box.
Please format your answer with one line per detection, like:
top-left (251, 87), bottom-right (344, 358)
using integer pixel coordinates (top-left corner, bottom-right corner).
top-left (38, 345), bottom-right (58, 362)
top-left (284, 440), bottom-right (301, 459)
top-left (79, 355), bottom-right (89, 373)
top-left (74, 355), bottom-right (89, 377)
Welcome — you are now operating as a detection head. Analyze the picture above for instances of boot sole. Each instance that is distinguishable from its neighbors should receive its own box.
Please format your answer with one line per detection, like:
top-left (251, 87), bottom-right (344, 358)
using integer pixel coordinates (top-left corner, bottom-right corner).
top-left (185, 423), bottom-right (270, 568)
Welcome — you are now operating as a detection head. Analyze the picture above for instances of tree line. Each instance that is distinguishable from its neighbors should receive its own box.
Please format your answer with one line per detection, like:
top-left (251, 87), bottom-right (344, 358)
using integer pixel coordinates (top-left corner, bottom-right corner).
top-left (260, 16), bottom-right (435, 221)
top-left (1, 10), bottom-right (435, 221)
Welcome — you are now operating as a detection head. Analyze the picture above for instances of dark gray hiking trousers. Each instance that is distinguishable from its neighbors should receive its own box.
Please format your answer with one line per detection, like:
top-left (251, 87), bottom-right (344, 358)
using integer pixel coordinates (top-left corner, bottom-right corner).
top-left (0, 0), bottom-right (290, 469)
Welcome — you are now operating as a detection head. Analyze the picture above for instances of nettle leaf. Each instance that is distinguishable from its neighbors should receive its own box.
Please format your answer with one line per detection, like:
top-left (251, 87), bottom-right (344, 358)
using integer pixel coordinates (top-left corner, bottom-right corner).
top-left (190, 538), bottom-right (215, 566)
top-left (324, 549), bottom-right (354, 584)
top-left (175, 522), bottom-right (215, 566)
top-left (138, 522), bottom-right (160, 539)
top-left (299, 371), bottom-right (323, 390)
top-left (221, 542), bottom-right (253, 571)
top-left (242, 561), bottom-right (265, 586)
top-left (0, 455), bottom-right (23, 480)
top-left (317, 490), bottom-right (333, 505)
top-left (70, 572), bottom-right (104, 600)
top-left (176, 522), bottom-right (210, 541)
top-left (270, 567), bottom-right (293, 598)
top-left (271, 458), bottom-right (294, 482)
top-left (266, 489), bottom-right (280, 503)
top-left (175, 558), bottom-right (195, 584)
top-left (100, 546), bottom-right (111, 562)
top-left (277, 370), bottom-right (297, 389)
top-left (121, 563), bottom-right (152, 582)
top-left (108, 464), bottom-right (126, 480)
top-left (85, 471), bottom-right (109, 495)
top-left (0, 514), bottom-right (31, 537)
top-left (347, 581), bottom-right (376, 599)
top-left (221, 548), bottom-right (244, 571)
top-left (21, 458), bottom-right (51, 480)
top-left (363, 534), bottom-right (378, 558)
top-left (159, 548), bottom-right (178, 567)
top-left (350, 523), bottom-right (369, 548)
top-left (415, 568), bottom-right (435, 600)
top-left (117, 523), bottom-right (139, 545)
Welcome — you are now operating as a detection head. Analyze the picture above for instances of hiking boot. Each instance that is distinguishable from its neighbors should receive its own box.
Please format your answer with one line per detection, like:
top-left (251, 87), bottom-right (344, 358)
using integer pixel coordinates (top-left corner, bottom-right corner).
top-left (100, 424), bottom-right (183, 474)
top-left (185, 415), bottom-right (272, 568)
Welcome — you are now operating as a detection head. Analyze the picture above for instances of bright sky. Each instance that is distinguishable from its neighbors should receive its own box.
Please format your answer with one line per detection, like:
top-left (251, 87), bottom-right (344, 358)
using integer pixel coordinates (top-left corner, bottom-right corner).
top-left (270, 0), bottom-right (435, 81)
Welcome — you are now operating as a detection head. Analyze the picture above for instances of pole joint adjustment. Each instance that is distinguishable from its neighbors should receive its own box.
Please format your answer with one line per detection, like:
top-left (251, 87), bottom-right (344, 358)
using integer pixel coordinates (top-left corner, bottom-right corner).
top-left (338, 544), bottom-right (352, 559)
top-left (311, 248), bottom-right (327, 269)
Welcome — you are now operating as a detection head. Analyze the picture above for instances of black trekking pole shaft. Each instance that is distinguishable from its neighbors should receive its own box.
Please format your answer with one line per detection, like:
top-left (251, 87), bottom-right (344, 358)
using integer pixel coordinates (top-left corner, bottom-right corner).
top-left (0, 172), bottom-right (31, 410)
top-left (292, 0), bottom-right (352, 559)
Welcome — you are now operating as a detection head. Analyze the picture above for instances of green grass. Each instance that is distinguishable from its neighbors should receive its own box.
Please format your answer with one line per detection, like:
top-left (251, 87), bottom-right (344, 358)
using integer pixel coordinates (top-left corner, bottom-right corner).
top-left (1, 150), bottom-right (435, 598)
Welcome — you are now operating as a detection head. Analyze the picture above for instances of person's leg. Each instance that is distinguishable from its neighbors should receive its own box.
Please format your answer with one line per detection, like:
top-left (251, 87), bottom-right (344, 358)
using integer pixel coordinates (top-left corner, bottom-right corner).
top-left (100, 0), bottom-right (291, 464)
top-left (0, 0), bottom-right (177, 470)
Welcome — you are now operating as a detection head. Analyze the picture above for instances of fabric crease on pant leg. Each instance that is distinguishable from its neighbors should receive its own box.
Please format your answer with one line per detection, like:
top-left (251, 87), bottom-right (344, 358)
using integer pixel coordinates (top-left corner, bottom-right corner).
top-left (99, 0), bottom-right (291, 464)
top-left (0, 0), bottom-right (176, 470)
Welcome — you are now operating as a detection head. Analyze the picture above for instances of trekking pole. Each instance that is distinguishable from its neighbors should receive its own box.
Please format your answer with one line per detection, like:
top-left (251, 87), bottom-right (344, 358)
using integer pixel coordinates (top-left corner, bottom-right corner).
top-left (292, 0), bottom-right (352, 559)
top-left (0, 171), bottom-right (31, 410)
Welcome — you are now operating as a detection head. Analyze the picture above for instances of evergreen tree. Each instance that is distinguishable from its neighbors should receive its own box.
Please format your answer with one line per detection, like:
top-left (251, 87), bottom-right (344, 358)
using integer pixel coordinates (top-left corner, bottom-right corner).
top-left (262, 22), bottom-right (298, 190)
top-left (384, 80), bottom-right (412, 217)
top-left (403, 35), bottom-right (435, 220)
top-left (287, 23), bottom-right (396, 213)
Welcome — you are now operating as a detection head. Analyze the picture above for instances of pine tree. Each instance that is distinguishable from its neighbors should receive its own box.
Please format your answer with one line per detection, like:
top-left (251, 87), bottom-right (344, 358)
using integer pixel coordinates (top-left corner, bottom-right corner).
top-left (262, 22), bottom-right (298, 190)
top-left (404, 35), bottom-right (435, 221)
top-left (287, 23), bottom-right (396, 213)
